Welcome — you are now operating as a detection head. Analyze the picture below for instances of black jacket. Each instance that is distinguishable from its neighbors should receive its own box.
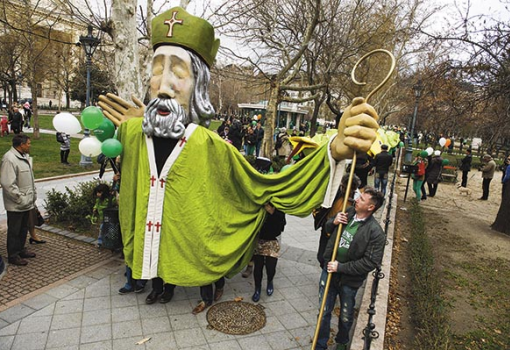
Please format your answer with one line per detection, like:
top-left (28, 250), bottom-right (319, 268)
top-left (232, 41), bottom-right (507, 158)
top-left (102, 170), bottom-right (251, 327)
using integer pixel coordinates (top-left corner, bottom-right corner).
top-left (259, 209), bottom-right (286, 240)
top-left (372, 151), bottom-right (393, 173)
top-left (460, 154), bottom-right (472, 171)
top-left (323, 206), bottom-right (385, 288)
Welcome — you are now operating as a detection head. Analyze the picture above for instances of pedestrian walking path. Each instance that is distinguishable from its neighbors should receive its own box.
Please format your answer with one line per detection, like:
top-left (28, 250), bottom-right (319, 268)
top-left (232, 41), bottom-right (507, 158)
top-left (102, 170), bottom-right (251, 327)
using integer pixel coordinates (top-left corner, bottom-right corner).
top-left (0, 173), bottom-right (394, 350)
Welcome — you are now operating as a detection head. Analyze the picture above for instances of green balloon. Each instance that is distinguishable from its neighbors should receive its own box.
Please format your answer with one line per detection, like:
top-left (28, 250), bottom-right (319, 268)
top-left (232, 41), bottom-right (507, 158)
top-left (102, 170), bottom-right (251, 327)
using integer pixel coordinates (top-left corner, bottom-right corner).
top-left (81, 106), bottom-right (104, 130)
top-left (101, 138), bottom-right (123, 158)
top-left (94, 118), bottom-right (115, 142)
top-left (442, 159), bottom-right (450, 166)
top-left (420, 150), bottom-right (428, 158)
top-left (399, 141), bottom-right (404, 148)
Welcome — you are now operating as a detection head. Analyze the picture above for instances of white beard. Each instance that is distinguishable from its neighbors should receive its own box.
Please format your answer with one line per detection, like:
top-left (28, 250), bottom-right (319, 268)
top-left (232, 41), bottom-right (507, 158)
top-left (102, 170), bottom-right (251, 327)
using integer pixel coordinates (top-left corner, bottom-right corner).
top-left (141, 98), bottom-right (189, 139)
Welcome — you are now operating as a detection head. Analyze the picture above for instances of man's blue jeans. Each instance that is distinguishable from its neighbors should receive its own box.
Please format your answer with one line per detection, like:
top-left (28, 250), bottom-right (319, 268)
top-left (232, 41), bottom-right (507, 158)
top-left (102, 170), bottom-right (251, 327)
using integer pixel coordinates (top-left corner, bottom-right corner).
top-left (316, 269), bottom-right (359, 349)
top-left (374, 175), bottom-right (388, 196)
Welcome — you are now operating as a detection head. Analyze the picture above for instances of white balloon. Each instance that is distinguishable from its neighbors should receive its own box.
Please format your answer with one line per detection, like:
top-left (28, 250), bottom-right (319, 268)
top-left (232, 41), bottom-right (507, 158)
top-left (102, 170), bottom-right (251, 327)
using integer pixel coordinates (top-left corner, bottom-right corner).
top-left (426, 147), bottom-right (434, 156)
top-left (438, 137), bottom-right (446, 147)
top-left (53, 113), bottom-right (82, 134)
top-left (78, 136), bottom-right (102, 157)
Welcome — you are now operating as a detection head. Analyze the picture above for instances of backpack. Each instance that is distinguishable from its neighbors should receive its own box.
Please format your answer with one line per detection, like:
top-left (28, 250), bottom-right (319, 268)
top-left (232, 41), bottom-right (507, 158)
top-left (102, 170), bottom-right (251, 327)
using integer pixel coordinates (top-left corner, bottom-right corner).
top-left (56, 132), bottom-right (64, 143)
top-left (416, 161), bottom-right (426, 176)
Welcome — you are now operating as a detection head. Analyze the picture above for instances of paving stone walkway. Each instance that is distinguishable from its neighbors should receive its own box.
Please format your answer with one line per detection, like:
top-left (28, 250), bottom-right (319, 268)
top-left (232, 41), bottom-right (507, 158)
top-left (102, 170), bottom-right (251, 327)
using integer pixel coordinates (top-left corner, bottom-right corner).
top-left (0, 227), bottom-right (113, 309)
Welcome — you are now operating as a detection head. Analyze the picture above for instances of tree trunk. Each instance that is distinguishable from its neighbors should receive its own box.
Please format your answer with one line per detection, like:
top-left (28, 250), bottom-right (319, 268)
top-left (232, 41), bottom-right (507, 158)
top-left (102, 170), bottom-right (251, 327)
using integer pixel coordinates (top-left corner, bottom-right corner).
top-left (111, 0), bottom-right (142, 100)
top-left (309, 93), bottom-right (325, 137)
top-left (30, 81), bottom-right (39, 139)
top-left (262, 85), bottom-right (280, 158)
top-left (491, 182), bottom-right (510, 235)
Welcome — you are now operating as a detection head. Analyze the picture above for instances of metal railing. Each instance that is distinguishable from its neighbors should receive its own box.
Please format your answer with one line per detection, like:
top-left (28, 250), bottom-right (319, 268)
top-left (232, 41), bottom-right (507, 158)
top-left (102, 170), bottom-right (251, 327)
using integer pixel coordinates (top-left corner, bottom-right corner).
top-left (361, 146), bottom-right (400, 350)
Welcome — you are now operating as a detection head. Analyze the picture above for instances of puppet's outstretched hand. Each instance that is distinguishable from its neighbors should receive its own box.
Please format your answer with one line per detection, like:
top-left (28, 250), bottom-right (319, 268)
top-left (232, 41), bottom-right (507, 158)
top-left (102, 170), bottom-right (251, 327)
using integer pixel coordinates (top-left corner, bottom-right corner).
top-left (98, 93), bottom-right (145, 127)
top-left (331, 97), bottom-right (379, 161)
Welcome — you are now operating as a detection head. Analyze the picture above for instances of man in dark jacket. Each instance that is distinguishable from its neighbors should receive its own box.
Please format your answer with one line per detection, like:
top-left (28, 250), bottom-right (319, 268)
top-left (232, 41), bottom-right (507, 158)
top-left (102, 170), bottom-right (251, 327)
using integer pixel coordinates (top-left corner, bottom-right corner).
top-left (10, 106), bottom-right (23, 135)
top-left (371, 144), bottom-right (392, 195)
top-left (315, 186), bottom-right (385, 350)
top-left (459, 148), bottom-right (472, 187)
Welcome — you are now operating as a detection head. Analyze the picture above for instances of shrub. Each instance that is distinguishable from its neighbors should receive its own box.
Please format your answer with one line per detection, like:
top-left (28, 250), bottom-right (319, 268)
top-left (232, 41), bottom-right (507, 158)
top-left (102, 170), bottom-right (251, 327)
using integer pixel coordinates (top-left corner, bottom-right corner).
top-left (44, 189), bottom-right (68, 222)
top-left (44, 180), bottom-right (105, 233)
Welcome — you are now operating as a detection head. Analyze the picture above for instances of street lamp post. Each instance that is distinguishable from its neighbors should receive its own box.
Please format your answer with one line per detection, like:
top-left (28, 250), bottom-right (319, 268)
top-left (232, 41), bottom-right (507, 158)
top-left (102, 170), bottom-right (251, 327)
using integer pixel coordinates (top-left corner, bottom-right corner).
top-left (17, 73), bottom-right (22, 102)
top-left (79, 25), bottom-right (101, 166)
top-left (404, 80), bottom-right (423, 163)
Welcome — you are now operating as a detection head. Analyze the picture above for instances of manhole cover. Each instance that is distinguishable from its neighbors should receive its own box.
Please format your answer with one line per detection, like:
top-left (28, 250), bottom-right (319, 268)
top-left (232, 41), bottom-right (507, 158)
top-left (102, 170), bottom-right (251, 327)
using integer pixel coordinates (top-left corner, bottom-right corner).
top-left (206, 301), bottom-right (266, 335)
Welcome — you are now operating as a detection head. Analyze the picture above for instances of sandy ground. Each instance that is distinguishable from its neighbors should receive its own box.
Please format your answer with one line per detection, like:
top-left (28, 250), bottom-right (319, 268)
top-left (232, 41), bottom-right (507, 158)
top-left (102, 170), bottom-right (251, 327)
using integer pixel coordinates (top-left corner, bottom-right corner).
top-left (386, 168), bottom-right (510, 349)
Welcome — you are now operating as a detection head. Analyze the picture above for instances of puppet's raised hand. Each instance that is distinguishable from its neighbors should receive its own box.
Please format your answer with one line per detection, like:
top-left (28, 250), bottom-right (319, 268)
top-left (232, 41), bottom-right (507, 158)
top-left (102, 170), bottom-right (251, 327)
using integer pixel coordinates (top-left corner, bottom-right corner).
top-left (331, 97), bottom-right (379, 161)
top-left (98, 93), bottom-right (145, 127)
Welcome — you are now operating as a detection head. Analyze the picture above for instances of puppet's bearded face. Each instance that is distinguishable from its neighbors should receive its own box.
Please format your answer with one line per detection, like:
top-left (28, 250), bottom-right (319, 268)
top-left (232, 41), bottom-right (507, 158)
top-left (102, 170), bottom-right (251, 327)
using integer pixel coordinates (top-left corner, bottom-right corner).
top-left (142, 98), bottom-right (189, 138)
top-left (142, 46), bottom-right (195, 138)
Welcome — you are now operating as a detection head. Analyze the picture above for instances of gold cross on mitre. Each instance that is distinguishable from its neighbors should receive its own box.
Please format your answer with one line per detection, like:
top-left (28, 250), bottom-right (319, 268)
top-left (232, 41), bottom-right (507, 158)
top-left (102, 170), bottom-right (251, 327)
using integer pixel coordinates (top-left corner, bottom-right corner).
top-left (164, 11), bottom-right (184, 37)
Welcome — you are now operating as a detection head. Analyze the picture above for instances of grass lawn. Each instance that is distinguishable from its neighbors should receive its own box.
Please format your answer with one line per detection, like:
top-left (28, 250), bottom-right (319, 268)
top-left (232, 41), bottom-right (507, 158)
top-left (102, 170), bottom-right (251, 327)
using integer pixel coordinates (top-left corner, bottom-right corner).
top-left (0, 132), bottom-right (100, 180)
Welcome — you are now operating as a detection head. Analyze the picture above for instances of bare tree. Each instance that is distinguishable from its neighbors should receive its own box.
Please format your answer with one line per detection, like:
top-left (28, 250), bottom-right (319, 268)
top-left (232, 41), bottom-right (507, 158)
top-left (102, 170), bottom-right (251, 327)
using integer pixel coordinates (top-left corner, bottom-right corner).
top-left (215, 0), bottom-right (322, 157)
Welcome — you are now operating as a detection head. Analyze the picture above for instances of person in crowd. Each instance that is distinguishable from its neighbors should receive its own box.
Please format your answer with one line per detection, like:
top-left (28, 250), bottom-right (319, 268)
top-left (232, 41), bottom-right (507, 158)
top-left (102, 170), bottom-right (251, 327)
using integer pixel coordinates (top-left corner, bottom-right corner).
top-left (479, 154), bottom-right (496, 200)
top-left (412, 154), bottom-right (427, 202)
top-left (60, 133), bottom-right (71, 165)
top-left (1, 134), bottom-right (37, 266)
top-left (254, 121), bottom-right (264, 157)
top-left (314, 174), bottom-right (361, 269)
top-left (244, 126), bottom-right (256, 156)
top-left (501, 156), bottom-right (510, 197)
top-left (118, 265), bottom-right (147, 294)
top-left (23, 102), bottom-right (32, 129)
top-left (92, 183), bottom-right (115, 246)
top-left (459, 148), bottom-right (472, 187)
top-left (229, 118), bottom-right (243, 151)
top-left (420, 153), bottom-right (432, 200)
top-left (0, 254), bottom-right (5, 281)
top-left (354, 155), bottom-right (373, 189)
top-left (145, 277), bottom-right (176, 304)
top-left (1, 115), bottom-right (9, 137)
top-left (371, 144), bottom-right (392, 195)
top-left (216, 118), bottom-right (229, 135)
top-left (192, 277), bottom-right (225, 314)
top-left (28, 207), bottom-right (46, 244)
top-left (315, 187), bottom-right (385, 350)
top-left (499, 155), bottom-right (509, 183)
top-left (275, 127), bottom-right (291, 158)
top-left (426, 150), bottom-right (443, 197)
top-left (251, 203), bottom-right (286, 302)
top-left (10, 106), bottom-right (22, 135)
top-left (219, 125), bottom-right (230, 140)
top-left (97, 6), bottom-right (378, 290)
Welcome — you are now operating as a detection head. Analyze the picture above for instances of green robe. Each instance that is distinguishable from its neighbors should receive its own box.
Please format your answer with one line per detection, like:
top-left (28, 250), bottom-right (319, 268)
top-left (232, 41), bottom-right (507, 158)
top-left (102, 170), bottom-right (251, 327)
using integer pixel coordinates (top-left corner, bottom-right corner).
top-left (118, 119), bottom-right (344, 286)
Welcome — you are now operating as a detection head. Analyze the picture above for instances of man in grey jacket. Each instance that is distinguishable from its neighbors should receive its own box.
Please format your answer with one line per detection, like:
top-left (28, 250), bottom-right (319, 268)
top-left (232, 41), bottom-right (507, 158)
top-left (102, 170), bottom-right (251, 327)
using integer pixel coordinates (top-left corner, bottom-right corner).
top-left (1, 134), bottom-right (37, 266)
top-left (315, 186), bottom-right (385, 350)
top-left (479, 154), bottom-right (496, 200)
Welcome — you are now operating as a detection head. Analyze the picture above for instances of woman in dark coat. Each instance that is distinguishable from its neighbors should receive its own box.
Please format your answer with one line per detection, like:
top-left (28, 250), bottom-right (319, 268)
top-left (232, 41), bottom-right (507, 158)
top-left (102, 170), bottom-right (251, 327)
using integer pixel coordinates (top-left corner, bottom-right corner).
top-left (426, 150), bottom-right (443, 197)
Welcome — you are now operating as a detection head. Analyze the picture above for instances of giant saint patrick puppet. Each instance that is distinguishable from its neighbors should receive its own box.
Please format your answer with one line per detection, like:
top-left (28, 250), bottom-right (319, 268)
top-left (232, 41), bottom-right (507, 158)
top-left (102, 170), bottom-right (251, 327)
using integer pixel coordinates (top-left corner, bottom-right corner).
top-left (98, 7), bottom-right (379, 287)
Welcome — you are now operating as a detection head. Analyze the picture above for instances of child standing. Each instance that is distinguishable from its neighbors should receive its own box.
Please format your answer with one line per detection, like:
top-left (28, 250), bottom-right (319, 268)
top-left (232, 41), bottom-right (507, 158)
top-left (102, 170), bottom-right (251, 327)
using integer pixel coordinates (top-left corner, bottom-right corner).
top-left (1, 116), bottom-right (9, 137)
top-left (92, 184), bottom-right (114, 246)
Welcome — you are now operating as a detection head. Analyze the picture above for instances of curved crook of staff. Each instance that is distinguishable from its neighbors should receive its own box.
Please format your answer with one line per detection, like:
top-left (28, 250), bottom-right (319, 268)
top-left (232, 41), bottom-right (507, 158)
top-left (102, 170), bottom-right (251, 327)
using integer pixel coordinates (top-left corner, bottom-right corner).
top-left (311, 49), bottom-right (395, 350)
